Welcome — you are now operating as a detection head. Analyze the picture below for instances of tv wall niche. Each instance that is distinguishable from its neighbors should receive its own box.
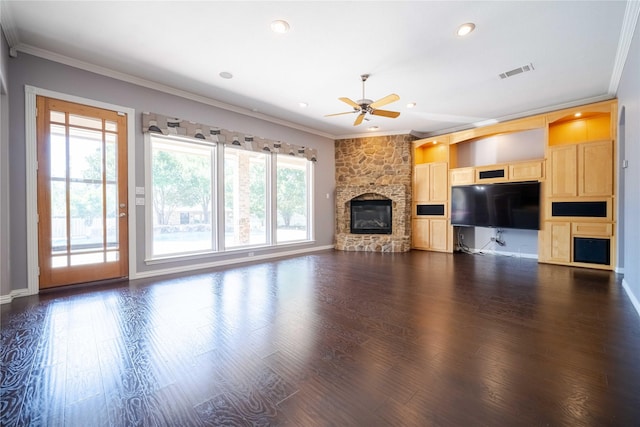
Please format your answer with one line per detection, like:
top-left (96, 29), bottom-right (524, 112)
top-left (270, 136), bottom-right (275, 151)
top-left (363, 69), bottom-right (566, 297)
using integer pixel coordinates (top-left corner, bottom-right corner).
top-left (451, 181), bottom-right (541, 230)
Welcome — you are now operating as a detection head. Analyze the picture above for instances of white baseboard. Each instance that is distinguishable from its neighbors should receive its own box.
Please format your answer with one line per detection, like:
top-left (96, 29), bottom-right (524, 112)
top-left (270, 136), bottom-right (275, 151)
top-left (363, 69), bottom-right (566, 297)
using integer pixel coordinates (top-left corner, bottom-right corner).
top-left (133, 245), bottom-right (335, 279)
top-left (0, 288), bottom-right (35, 304)
top-left (622, 278), bottom-right (640, 319)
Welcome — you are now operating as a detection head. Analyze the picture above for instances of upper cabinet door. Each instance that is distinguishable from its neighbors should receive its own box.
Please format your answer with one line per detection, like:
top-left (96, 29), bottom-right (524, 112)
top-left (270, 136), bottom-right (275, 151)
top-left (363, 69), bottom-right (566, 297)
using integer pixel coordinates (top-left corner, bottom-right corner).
top-left (549, 145), bottom-right (578, 197)
top-left (413, 163), bottom-right (430, 202)
top-left (429, 162), bottom-right (449, 202)
top-left (578, 140), bottom-right (613, 197)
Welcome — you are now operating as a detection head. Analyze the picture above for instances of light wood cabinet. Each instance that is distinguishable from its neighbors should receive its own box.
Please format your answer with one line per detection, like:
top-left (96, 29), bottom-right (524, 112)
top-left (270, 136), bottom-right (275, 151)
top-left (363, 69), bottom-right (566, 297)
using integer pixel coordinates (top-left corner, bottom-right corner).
top-left (414, 162), bottom-right (448, 203)
top-left (578, 140), bottom-right (613, 197)
top-left (549, 145), bottom-right (578, 197)
top-left (450, 167), bottom-right (475, 186)
top-left (412, 218), bottom-right (449, 252)
top-left (544, 221), bottom-right (572, 263)
top-left (509, 160), bottom-right (544, 181)
top-left (548, 140), bottom-right (613, 198)
top-left (430, 162), bottom-right (448, 201)
top-left (413, 164), bottom-right (430, 202)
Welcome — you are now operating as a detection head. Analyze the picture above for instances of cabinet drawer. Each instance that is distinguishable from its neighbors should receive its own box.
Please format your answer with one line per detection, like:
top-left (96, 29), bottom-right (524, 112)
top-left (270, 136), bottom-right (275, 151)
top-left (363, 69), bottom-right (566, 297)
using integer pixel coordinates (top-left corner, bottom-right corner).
top-left (450, 167), bottom-right (475, 185)
top-left (509, 160), bottom-right (544, 181)
top-left (572, 222), bottom-right (613, 237)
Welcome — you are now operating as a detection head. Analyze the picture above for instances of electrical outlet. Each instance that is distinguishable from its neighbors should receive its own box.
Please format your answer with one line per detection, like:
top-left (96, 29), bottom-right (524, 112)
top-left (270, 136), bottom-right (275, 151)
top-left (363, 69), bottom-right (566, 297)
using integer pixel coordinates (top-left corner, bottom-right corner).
top-left (247, 252), bottom-right (254, 257)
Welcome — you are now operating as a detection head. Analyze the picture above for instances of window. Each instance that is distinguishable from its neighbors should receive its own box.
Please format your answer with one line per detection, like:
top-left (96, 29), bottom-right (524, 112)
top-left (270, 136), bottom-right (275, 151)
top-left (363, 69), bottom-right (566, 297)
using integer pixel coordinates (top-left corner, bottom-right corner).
top-left (276, 154), bottom-right (311, 243)
top-left (146, 134), bottom-right (313, 260)
top-left (148, 135), bottom-right (215, 257)
top-left (224, 147), bottom-right (268, 248)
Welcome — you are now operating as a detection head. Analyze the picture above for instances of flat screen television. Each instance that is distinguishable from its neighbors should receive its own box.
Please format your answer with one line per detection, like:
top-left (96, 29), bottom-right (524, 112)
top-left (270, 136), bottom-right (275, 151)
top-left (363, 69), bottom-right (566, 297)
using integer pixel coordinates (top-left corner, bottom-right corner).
top-left (451, 181), bottom-right (541, 230)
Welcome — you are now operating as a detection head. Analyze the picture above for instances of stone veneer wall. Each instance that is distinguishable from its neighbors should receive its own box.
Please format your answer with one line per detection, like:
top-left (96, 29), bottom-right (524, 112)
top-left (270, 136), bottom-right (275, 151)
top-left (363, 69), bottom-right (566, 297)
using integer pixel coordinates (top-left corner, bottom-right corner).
top-left (334, 134), bottom-right (415, 252)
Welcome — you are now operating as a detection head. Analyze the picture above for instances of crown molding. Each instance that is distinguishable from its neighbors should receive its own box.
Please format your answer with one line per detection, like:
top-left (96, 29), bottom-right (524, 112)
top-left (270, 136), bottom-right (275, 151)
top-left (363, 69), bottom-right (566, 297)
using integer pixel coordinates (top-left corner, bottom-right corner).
top-left (609, 0), bottom-right (640, 95)
top-left (13, 43), bottom-right (337, 140)
top-left (0, 1), bottom-right (19, 49)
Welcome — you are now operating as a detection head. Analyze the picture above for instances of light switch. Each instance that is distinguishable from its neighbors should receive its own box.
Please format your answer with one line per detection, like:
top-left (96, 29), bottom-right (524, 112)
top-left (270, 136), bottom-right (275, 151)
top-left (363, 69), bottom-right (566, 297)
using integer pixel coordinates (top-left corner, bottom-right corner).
top-left (135, 197), bottom-right (145, 206)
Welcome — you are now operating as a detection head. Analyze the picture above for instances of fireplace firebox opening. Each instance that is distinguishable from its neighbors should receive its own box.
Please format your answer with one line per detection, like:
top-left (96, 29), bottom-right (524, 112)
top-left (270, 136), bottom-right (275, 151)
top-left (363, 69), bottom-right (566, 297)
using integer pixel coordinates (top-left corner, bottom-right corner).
top-left (350, 199), bottom-right (392, 234)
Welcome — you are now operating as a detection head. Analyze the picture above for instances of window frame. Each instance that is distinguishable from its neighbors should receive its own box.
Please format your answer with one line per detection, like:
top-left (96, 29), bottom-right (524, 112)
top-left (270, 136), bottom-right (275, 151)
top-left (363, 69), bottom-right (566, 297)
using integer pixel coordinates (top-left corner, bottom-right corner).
top-left (144, 133), bottom-right (314, 263)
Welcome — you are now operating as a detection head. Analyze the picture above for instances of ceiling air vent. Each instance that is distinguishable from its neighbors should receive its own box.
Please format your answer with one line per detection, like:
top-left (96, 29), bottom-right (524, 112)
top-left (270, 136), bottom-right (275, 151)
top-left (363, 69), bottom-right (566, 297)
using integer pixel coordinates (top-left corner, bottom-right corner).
top-left (499, 63), bottom-right (535, 79)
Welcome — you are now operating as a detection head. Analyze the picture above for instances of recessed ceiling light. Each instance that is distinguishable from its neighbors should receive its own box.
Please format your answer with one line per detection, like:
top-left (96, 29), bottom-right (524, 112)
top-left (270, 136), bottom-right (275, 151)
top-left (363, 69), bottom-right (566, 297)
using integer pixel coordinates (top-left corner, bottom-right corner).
top-left (574, 112), bottom-right (582, 117)
top-left (367, 126), bottom-right (379, 131)
top-left (457, 22), bottom-right (476, 37)
top-left (298, 102), bottom-right (308, 108)
top-left (432, 141), bottom-right (438, 145)
top-left (406, 102), bottom-right (416, 109)
top-left (219, 71), bottom-right (233, 79)
top-left (271, 20), bottom-right (290, 33)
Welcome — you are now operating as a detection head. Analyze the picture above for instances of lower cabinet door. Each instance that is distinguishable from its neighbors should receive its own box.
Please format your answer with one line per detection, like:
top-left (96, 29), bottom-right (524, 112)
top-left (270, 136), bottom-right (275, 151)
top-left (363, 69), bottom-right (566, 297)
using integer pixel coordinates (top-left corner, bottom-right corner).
top-left (412, 218), bottom-right (430, 250)
top-left (548, 221), bottom-right (571, 262)
top-left (430, 219), bottom-right (449, 251)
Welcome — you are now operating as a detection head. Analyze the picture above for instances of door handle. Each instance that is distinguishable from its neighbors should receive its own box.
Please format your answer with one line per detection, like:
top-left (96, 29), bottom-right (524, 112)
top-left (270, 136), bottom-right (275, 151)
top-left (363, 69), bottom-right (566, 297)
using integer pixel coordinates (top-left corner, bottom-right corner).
top-left (119, 212), bottom-right (126, 217)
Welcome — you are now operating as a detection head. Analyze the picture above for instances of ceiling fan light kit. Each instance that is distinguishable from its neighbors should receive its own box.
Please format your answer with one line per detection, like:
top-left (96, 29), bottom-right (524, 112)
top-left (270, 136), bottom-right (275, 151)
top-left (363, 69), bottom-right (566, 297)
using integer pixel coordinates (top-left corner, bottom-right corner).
top-left (325, 74), bottom-right (401, 126)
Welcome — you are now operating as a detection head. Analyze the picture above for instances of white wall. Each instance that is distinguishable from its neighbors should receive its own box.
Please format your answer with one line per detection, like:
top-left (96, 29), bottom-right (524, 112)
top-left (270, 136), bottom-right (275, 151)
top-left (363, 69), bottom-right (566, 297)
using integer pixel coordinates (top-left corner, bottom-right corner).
top-left (617, 16), bottom-right (640, 316)
top-left (5, 52), bottom-right (335, 295)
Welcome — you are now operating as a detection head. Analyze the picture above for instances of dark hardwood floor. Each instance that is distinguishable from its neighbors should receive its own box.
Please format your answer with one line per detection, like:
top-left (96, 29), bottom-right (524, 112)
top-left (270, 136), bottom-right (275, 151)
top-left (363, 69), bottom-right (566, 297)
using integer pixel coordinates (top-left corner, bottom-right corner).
top-left (2, 250), bottom-right (640, 426)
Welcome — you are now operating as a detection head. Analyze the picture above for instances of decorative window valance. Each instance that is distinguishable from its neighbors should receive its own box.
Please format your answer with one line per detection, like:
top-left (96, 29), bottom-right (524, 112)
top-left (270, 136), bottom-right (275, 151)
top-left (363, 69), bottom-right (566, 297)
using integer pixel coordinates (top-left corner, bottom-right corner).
top-left (142, 112), bottom-right (317, 162)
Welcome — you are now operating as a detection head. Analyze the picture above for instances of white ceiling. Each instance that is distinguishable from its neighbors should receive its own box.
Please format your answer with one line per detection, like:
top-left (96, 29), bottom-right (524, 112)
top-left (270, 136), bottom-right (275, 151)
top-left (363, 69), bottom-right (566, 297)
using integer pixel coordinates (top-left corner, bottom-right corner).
top-left (1, 1), bottom-right (635, 139)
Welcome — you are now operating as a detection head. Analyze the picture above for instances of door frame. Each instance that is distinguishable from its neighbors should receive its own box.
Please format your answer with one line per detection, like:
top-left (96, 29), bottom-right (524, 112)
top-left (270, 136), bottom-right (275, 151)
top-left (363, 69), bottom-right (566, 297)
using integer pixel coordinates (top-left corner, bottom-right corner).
top-left (24, 86), bottom-right (137, 296)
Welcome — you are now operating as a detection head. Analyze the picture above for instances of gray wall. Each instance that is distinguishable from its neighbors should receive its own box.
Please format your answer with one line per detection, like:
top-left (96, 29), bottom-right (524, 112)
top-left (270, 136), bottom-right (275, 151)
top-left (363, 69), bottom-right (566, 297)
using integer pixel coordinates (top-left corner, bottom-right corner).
top-left (617, 16), bottom-right (640, 313)
top-left (0, 26), bottom-right (10, 297)
top-left (6, 53), bottom-right (335, 293)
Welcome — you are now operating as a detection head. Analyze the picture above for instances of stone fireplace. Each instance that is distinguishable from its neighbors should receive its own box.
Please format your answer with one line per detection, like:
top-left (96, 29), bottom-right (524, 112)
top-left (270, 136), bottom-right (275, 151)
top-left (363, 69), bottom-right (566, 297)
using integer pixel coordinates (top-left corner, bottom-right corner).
top-left (334, 134), bottom-right (415, 252)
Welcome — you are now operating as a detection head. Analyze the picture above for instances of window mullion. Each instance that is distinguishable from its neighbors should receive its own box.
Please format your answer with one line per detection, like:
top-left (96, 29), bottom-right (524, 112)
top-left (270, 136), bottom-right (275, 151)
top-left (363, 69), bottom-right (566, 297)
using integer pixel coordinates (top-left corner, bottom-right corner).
top-left (216, 143), bottom-right (226, 250)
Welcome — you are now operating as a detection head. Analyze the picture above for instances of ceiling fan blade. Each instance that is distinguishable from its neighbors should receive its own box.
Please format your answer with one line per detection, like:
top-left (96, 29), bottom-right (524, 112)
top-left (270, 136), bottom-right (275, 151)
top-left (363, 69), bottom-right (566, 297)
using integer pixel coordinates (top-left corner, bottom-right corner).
top-left (369, 93), bottom-right (400, 109)
top-left (325, 111), bottom-right (356, 117)
top-left (339, 97), bottom-right (361, 109)
top-left (371, 109), bottom-right (400, 118)
top-left (353, 113), bottom-right (366, 126)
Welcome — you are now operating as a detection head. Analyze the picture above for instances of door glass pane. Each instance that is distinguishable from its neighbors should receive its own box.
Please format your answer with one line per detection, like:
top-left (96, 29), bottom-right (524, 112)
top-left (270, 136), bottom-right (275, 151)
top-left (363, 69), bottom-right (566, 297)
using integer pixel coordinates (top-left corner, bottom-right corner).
top-left (105, 120), bottom-right (118, 132)
top-left (276, 155), bottom-right (308, 243)
top-left (105, 134), bottom-right (117, 181)
top-left (50, 180), bottom-right (67, 254)
top-left (69, 127), bottom-right (102, 180)
top-left (50, 111), bottom-right (65, 124)
top-left (69, 181), bottom-right (103, 250)
top-left (106, 183), bottom-right (118, 248)
top-left (224, 147), bottom-right (267, 248)
top-left (70, 252), bottom-right (105, 266)
top-left (50, 125), bottom-right (67, 179)
top-left (69, 114), bottom-right (102, 130)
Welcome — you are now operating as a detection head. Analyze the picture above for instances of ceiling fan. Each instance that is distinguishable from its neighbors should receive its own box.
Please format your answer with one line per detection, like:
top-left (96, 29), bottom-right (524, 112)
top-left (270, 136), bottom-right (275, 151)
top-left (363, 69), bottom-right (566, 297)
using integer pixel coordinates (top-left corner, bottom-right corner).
top-left (325, 74), bottom-right (400, 126)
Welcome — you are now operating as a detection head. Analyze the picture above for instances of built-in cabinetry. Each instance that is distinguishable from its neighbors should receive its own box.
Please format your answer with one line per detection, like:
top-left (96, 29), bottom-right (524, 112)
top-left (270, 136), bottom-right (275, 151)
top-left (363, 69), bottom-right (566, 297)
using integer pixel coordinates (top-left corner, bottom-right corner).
top-left (539, 101), bottom-right (616, 270)
top-left (411, 99), bottom-right (617, 270)
top-left (412, 136), bottom-right (451, 252)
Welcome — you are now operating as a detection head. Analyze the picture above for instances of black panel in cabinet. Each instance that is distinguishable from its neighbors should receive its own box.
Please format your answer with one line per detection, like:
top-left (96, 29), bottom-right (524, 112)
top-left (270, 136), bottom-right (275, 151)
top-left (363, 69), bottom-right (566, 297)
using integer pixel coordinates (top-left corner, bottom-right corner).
top-left (552, 201), bottom-right (607, 217)
top-left (574, 237), bottom-right (610, 265)
top-left (478, 169), bottom-right (505, 180)
top-left (417, 204), bottom-right (445, 216)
